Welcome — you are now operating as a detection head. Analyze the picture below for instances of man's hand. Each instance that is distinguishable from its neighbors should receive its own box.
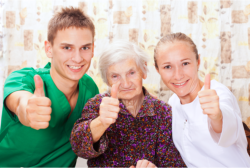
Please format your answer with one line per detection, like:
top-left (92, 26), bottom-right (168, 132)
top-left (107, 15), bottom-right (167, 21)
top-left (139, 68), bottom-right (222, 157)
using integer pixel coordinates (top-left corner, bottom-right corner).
top-left (99, 82), bottom-right (120, 127)
top-left (198, 74), bottom-right (223, 133)
top-left (22, 75), bottom-right (52, 130)
top-left (130, 159), bottom-right (157, 168)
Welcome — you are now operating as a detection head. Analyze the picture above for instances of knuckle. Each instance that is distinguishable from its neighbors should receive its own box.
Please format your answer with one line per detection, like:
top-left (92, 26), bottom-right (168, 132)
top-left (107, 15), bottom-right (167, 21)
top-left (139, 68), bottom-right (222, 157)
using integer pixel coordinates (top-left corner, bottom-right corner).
top-left (46, 115), bottom-right (51, 122)
top-left (48, 107), bottom-right (52, 114)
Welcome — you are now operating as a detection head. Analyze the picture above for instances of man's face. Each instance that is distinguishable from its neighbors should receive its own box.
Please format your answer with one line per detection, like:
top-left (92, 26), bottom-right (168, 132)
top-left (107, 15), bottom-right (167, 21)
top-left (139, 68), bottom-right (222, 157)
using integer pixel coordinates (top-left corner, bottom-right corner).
top-left (45, 27), bottom-right (94, 82)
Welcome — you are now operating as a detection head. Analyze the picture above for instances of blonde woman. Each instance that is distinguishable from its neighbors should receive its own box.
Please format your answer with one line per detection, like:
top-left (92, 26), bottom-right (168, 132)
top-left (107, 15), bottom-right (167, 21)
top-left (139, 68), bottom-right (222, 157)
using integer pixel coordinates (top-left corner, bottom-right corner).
top-left (154, 32), bottom-right (250, 167)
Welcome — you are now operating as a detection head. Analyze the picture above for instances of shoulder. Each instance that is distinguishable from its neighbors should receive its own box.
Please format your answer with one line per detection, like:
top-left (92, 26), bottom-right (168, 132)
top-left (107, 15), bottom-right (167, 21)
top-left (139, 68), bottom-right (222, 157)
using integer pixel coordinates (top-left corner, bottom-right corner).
top-left (6, 66), bottom-right (50, 82)
top-left (210, 80), bottom-right (233, 97)
top-left (147, 94), bottom-right (172, 118)
top-left (168, 93), bottom-right (178, 106)
top-left (80, 74), bottom-right (98, 89)
top-left (4, 66), bottom-right (49, 93)
top-left (79, 74), bottom-right (99, 96)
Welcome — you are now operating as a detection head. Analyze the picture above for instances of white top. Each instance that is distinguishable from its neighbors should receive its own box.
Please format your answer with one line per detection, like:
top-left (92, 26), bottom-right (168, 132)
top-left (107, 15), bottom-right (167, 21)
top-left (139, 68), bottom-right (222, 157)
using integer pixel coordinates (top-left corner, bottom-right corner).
top-left (168, 80), bottom-right (250, 167)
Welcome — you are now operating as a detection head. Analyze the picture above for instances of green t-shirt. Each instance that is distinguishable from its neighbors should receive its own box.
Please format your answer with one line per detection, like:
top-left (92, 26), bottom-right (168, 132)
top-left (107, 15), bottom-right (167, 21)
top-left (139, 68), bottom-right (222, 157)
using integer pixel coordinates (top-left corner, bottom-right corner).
top-left (0, 63), bottom-right (99, 167)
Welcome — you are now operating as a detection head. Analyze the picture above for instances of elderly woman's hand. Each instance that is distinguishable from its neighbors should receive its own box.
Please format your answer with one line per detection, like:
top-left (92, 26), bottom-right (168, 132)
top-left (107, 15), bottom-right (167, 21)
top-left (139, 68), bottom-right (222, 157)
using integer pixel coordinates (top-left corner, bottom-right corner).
top-left (130, 159), bottom-right (157, 168)
top-left (99, 82), bottom-right (120, 127)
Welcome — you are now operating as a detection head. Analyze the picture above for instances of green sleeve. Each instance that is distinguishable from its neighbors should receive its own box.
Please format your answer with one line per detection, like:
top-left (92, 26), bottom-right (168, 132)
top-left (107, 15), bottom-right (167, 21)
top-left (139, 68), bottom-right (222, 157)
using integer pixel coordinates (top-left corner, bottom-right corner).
top-left (3, 68), bottom-right (36, 122)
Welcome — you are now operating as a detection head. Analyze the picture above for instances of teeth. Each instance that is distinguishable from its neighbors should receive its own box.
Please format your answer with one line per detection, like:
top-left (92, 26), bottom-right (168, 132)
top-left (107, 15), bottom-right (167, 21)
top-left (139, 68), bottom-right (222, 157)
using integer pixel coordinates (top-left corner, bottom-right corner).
top-left (69, 65), bottom-right (82, 69)
top-left (174, 81), bottom-right (186, 86)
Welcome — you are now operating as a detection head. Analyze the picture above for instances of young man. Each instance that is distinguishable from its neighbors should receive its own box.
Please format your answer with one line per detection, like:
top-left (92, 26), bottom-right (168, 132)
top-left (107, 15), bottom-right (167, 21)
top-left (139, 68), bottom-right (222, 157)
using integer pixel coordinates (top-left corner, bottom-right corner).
top-left (0, 7), bottom-right (99, 167)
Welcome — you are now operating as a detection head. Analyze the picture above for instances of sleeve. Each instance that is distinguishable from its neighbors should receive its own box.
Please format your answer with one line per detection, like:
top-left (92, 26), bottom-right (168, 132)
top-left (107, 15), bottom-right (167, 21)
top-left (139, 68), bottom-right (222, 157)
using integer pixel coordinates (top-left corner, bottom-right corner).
top-left (208, 88), bottom-right (241, 147)
top-left (3, 68), bottom-right (36, 122)
top-left (70, 95), bottom-right (109, 159)
top-left (155, 104), bottom-right (186, 167)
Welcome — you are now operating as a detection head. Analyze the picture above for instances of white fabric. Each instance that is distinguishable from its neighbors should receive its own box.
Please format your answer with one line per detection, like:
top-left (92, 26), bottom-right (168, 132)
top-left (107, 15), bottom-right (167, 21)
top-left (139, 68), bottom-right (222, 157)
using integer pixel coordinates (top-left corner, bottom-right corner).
top-left (169, 80), bottom-right (250, 167)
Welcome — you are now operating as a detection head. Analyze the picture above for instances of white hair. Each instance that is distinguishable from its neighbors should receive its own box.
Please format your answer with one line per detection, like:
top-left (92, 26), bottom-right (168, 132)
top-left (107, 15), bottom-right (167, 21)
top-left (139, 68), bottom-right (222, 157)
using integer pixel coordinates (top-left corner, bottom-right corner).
top-left (98, 40), bottom-right (149, 84)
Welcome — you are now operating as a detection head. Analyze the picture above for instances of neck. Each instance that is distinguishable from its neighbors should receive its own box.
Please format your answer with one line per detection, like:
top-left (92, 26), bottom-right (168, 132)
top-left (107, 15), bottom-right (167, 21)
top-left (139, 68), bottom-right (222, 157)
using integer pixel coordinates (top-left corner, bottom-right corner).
top-left (122, 90), bottom-right (144, 117)
top-left (50, 67), bottom-right (79, 101)
top-left (180, 79), bottom-right (204, 104)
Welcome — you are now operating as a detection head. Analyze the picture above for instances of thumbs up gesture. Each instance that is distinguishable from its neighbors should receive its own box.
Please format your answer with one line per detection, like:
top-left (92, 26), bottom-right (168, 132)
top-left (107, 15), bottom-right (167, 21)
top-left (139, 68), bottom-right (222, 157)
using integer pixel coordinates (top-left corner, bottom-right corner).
top-left (25, 75), bottom-right (52, 130)
top-left (99, 82), bottom-right (120, 127)
top-left (198, 74), bottom-right (222, 122)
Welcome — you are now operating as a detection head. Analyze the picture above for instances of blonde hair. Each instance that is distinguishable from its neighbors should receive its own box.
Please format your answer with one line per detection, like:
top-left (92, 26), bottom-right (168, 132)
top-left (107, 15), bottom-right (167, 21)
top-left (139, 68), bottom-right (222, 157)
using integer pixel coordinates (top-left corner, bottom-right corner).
top-left (154, 32), bottom-right (199, 69)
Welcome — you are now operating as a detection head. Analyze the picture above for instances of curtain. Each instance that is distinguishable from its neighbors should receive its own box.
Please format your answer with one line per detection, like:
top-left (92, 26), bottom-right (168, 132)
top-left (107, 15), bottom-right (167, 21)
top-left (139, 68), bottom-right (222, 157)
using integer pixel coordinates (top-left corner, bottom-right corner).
top-left (0, 0), bottom-right (250, 128)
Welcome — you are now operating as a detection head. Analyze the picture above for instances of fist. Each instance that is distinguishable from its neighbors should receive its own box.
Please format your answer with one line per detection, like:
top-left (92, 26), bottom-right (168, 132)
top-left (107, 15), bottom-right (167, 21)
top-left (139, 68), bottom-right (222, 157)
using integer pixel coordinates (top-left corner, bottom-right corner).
top-left (26, 75), bottom-right (52, 130)
top-left (99, 82), bottom-right (120, 127)
top-left (198, 74), bottom-right (222, 121)
top-left (130, 159), bottom-right (157, 168)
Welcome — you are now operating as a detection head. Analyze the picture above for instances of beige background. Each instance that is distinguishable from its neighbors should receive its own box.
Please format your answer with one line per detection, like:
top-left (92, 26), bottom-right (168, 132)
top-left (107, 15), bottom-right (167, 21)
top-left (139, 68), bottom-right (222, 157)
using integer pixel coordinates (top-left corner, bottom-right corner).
top-left (0, 0), bottom-right (250, 166)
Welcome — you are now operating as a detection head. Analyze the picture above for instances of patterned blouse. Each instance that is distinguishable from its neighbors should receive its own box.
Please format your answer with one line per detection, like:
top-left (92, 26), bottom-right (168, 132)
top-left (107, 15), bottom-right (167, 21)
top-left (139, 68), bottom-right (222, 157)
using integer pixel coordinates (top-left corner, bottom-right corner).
top-left (70, 88), bottom-right (186, 167)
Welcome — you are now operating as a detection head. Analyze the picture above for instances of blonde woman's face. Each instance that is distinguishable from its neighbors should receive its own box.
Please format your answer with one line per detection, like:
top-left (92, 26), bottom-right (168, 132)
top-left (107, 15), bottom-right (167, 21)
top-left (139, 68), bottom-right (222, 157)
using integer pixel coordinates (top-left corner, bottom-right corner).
top-left (156, 41), bottom-right (201, 101)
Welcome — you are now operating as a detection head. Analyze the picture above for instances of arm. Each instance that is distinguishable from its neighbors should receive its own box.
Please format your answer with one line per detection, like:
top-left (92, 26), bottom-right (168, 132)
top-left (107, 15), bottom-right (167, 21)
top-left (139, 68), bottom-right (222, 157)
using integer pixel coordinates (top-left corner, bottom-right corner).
top-left (155, 105), bottom-right (186, 167)
top-left (70, 82), bottom-right (120, 158)
top-left (199, 75), bottom-right (240, 147)
top-left (208, 95), bottom-right (240, 147)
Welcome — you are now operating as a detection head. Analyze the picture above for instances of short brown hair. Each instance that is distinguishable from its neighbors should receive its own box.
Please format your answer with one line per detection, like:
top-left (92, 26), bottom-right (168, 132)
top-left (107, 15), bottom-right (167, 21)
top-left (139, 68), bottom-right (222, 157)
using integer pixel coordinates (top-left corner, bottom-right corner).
top-left (48, 7), bottom-right (95, 45)
top-left (154, 32), bottom-right (199, 69)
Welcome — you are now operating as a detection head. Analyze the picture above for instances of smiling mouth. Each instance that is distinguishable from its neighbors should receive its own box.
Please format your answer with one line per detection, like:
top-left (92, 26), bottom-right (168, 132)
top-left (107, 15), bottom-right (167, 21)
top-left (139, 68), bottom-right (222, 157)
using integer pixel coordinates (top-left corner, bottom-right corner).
top-left (67, 65), bottom-right (84, 70)
top-left (173, 80), bottom-right (189, 86)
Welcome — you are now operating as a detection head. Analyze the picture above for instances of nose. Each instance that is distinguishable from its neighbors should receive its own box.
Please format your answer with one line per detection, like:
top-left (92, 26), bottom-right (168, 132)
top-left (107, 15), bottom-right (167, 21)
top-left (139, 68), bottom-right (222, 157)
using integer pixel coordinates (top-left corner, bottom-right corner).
top-left (71, 50), bottom-right (83, 63)
top-left (120, 77), bottom-right (131, 88)
top-left (174, 66), bottom-right (184, 81)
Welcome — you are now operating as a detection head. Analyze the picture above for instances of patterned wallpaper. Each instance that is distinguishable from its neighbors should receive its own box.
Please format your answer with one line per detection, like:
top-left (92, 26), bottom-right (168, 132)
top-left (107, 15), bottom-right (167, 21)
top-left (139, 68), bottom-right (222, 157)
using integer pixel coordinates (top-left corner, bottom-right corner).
top-left (0, 0), bottom-right (250, 128)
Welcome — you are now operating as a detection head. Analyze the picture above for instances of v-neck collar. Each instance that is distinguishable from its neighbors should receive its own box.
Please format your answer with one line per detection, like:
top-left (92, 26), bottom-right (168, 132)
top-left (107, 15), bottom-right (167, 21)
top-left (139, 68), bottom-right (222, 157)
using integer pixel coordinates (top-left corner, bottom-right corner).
top-left (45, 70), bottom-right (84, 126)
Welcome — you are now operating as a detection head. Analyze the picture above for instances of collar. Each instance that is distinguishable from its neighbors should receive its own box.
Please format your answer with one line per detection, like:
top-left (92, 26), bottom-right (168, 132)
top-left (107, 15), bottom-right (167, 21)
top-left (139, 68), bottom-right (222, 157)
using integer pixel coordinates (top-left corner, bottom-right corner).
top-left (117, 87), bottom-right (156, 118)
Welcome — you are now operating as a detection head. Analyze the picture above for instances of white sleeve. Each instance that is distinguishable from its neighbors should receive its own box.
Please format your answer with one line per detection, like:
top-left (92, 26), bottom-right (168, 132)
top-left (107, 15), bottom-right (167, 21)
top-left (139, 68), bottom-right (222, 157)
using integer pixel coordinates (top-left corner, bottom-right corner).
top-left (208, 94), bottom-right (241, 147)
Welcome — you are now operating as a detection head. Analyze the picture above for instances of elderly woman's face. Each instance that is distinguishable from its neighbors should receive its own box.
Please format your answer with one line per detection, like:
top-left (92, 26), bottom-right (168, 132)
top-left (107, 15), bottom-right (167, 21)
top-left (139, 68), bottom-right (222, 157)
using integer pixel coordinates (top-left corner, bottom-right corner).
top-left (107, 59), bottom-right (146, 100)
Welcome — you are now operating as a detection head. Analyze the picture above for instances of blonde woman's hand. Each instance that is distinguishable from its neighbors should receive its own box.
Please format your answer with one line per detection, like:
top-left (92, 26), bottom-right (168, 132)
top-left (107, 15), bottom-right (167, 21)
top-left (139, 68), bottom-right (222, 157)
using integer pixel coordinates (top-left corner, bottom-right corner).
top-left (198, 74), bottom-right (223, 133)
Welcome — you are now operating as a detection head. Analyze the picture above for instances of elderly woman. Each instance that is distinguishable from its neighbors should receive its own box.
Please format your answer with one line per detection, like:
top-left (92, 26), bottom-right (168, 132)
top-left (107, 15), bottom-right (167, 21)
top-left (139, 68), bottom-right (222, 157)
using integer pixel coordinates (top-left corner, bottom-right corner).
top-left (70, 41), bottom-right (185, 167)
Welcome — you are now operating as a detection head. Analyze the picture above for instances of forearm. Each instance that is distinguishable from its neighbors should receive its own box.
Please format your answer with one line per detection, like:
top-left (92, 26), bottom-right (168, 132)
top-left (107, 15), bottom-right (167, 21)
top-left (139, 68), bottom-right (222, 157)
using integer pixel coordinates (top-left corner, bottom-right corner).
top-left (5, 91), bottom-right (31, 126)
top-left (210, 116), bottom-right (223, 133)
top-left (70, 118), bottom-right (109, 159)
top-left (90, 116), bottom-right (109, 143)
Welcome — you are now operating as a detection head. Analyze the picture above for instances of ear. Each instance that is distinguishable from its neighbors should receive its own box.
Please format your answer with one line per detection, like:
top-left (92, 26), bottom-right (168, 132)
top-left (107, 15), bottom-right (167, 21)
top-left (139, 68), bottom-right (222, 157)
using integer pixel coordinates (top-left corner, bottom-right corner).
top-left (91, 42), bottom-right (94, 58)
top-left (197, 54), bottom-right (201, 70)
top-left (45, 41), bottom-right (52, 58)
top-left (142, 62), bottom-right (147, 79)
top-left (155, 66), bottom-right (159, 74)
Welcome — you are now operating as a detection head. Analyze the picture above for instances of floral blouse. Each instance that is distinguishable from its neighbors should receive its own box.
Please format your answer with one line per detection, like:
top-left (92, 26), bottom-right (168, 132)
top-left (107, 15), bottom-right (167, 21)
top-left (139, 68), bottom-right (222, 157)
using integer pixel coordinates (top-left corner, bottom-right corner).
top-left (70, 88), bottom-right (186, 167)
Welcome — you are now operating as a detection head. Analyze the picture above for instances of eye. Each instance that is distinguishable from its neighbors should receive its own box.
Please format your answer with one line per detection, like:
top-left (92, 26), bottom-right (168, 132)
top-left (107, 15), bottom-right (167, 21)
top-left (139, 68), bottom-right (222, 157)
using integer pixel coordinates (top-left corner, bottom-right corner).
top-left (130, 71), bottom-right (135, 75)
top-left (183, 62), bottom-right (189, 66)
top-left (64, 46), bottom-right (71, 50)
top-left (164, 65), bottom-right (171, 69)
top-left (112, 75), bottom-right (117, 78)
top-left (82, 46), bottom-right (90, 50)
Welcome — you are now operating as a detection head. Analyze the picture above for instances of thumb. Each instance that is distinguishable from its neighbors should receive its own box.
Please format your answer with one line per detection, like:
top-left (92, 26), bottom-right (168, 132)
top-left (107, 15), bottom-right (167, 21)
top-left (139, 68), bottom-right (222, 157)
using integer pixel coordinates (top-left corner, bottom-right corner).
top-left (204, 74), bottom-right (210, 90)
top-left (111, 81), bottom-right (120, 99)
top-left (34, 75), bottom-right (45, 97)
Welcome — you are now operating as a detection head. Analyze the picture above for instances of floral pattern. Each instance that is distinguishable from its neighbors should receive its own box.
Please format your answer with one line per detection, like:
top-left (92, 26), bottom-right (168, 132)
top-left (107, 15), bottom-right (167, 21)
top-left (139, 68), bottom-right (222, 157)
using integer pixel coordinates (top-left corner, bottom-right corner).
top-left (70, 88), bottom-right (186, 167)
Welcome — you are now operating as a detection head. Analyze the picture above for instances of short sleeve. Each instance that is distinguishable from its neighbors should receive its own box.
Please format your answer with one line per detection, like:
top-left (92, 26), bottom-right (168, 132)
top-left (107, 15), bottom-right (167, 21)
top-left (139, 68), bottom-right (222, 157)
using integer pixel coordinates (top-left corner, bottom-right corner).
top-left (3, 68), bottom-right (36, 121)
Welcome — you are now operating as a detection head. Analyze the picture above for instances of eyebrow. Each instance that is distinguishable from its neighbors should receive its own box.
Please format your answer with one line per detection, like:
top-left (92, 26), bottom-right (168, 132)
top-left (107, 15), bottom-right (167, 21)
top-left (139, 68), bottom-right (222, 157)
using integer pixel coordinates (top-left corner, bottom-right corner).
top-left (60, 43), bottom-right (92, 47)
top-left (109, 67), bottom-right (136, 74)
top-left (181, 58), bottom-right (191, 61)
